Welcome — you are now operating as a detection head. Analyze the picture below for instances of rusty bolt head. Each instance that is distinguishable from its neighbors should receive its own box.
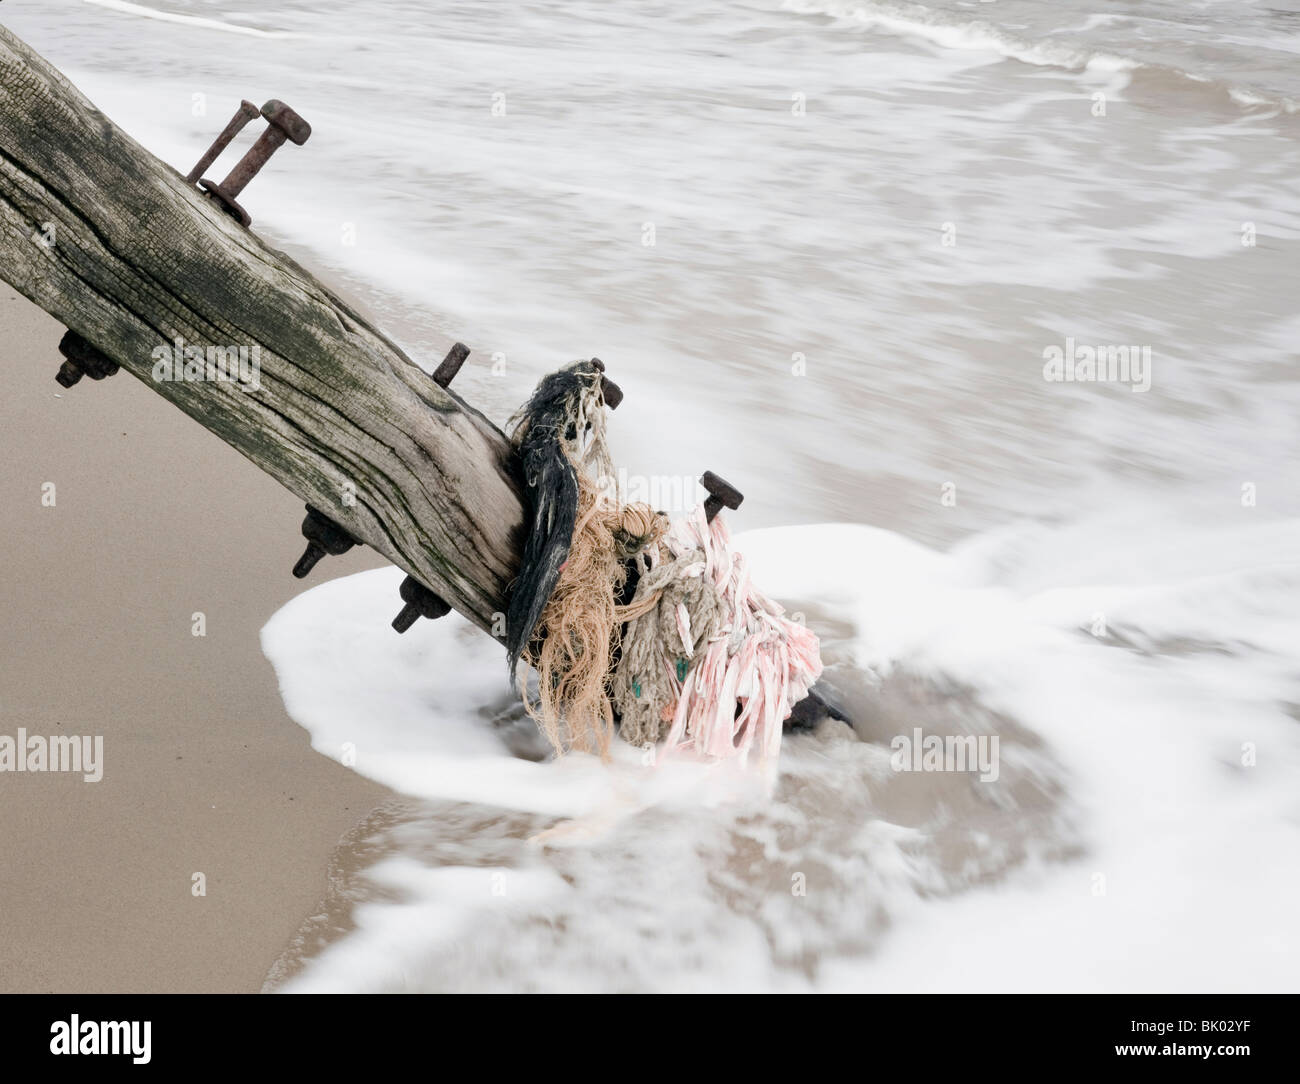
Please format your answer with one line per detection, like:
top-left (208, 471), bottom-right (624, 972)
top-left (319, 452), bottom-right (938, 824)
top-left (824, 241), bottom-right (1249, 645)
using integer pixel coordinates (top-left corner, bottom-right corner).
top-left (701, 470), bottom-right (744, 523)
top-left (54, 330), bottom-right (119, 387)
top-left (261, 99), bottom-right (311, 145)
top-left (55, 361), bottom-right (84, 388)
top-left (587, 358), bottom-right (622, 409)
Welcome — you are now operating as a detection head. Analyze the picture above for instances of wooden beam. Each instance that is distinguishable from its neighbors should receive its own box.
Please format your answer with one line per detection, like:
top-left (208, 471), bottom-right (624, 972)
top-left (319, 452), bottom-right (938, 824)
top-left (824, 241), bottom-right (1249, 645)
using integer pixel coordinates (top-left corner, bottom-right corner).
top-left (0, 24), bottom-right (525, 635)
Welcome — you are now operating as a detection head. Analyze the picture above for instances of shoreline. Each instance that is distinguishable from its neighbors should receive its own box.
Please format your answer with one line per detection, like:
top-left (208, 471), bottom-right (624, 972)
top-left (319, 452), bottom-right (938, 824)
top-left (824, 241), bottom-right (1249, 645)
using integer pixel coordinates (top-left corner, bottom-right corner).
top-left (0, 289), bottom-right (391, 992)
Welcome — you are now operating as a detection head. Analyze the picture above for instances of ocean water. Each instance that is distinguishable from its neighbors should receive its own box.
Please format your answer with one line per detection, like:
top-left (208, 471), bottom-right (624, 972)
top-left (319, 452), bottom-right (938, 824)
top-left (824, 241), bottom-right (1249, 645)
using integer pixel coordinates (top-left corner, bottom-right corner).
top-left (8, 0), bottom-right (1298, 990)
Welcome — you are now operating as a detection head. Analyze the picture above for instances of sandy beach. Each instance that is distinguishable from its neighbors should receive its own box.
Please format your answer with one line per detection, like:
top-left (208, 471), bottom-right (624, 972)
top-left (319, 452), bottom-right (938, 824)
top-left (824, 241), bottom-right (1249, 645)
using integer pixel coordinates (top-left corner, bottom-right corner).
top-left (0, 289), bottom-right (389, 992)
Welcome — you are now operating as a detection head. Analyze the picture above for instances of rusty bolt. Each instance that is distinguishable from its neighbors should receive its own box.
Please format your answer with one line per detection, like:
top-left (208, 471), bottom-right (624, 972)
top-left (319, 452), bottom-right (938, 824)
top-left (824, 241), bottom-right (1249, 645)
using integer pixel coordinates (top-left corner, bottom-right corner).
top-left (589, 357), bottom-right (623, 409)
top-left (221, 100), bottom-right (311, 196)
top-left (185, 100), bottom-right (260, 185)
top-left (198, 99), bottom-right (311, 227)
top-left (432, 342), bottom-right (470, 388)
top-left (54, 330), bottom-right (119, 388)
top-left (292, 504), bottom-right (360, 578)
top-left (392, 575), bottom-right (451, 633)
top-left (701, 470), bottom-right (743, 523)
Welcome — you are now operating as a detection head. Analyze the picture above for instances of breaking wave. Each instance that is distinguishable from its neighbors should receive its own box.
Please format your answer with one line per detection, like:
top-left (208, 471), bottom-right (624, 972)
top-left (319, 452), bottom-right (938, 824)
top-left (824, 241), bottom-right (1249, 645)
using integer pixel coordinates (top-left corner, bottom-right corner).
top-left (782, 0), bottom-right (1300, 112)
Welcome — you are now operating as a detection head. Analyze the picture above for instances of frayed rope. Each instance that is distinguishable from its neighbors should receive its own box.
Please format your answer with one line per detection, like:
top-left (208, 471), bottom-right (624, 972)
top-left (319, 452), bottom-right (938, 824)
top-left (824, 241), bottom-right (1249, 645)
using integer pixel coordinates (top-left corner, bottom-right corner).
top-left (505, 361), bottom-right (661, 755)
top-left (612, 504), bottom-right (822, 774)
top-left (505, 361), bottom-right (822, 771)
top-left (505, 360), bottom-right (613, 675)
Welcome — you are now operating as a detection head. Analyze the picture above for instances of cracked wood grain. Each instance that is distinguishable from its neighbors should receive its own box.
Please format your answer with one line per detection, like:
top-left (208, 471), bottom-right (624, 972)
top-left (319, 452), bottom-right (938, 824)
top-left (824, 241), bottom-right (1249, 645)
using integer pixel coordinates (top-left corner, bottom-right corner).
top-left (0, 23), bottom-right (525, 636)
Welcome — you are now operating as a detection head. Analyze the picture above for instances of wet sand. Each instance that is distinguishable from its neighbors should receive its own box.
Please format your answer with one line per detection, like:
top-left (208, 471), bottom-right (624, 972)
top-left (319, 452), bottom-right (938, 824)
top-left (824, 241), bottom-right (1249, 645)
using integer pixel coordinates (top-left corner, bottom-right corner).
top-left (0, 289), bottom-right (390, 992)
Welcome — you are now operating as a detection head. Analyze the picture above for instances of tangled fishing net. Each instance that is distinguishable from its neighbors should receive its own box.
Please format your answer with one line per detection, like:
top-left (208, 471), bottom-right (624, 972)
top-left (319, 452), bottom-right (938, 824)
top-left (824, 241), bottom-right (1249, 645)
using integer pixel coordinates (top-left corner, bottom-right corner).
top-left (506, 360), bottom-right (823, 773)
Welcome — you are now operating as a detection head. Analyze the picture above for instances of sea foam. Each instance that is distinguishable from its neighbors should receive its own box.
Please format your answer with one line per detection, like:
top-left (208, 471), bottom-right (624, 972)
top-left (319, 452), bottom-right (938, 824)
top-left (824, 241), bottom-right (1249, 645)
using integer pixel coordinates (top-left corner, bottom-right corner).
top-left (264, 514), bottom-right (1300, 991)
